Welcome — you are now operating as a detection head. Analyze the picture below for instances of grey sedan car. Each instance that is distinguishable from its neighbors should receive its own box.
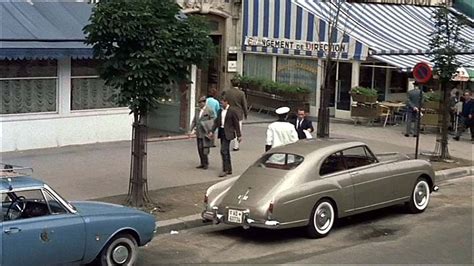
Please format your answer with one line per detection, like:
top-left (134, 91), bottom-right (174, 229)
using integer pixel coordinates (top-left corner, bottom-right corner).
top-left (202, 139), bottom-right (437, 238)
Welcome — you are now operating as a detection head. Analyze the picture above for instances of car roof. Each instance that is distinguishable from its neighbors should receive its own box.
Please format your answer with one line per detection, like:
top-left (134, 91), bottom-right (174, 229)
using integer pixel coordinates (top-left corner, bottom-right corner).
top-left (0, 176), bottom-right (45, 192)
top-left (268, 138), bottom-right (367, 157)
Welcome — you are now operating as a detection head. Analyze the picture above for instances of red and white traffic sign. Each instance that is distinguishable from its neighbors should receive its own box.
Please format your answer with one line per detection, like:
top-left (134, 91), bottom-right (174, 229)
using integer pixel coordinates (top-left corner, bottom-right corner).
top-left (412, 62), bottom-right (432, 84)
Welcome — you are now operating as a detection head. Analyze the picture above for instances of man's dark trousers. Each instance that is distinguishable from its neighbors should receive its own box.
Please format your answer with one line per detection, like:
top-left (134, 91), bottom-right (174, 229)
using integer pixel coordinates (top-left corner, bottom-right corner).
top-left (218, 128), bottom-right (232, 173)
top-left (197, 138), bottom-right (209, 167)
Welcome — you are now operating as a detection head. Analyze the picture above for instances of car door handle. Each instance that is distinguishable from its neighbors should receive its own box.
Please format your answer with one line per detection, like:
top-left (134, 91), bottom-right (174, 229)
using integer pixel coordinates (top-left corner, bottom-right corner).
top-left (351, 172), bottom-right (360, 176)
top-left (4, 227), bottom-right (22, 234)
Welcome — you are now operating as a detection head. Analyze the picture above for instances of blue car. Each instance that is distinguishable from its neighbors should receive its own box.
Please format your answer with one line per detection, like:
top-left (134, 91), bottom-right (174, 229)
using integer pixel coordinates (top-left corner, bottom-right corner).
top-left (1, 165), bottom-right (156, 266)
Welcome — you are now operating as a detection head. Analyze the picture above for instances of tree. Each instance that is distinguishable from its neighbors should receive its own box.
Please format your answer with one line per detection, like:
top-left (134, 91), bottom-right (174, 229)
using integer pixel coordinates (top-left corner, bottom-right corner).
top-left (84, 0), bottom-right (214, 206)
top-left (316, 0), bottom-right (352, 138)
top-left (429, 5), bottom-right (470, 160)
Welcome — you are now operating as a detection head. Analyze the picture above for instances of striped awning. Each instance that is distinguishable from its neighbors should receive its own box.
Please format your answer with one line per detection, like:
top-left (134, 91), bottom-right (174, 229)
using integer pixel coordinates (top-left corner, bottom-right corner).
top-left (293, 1), bottom-right (474, 70)
top-left (242, 0), bottom-right (369, 60)
top-left (372, 53), bottom-right (474, 71)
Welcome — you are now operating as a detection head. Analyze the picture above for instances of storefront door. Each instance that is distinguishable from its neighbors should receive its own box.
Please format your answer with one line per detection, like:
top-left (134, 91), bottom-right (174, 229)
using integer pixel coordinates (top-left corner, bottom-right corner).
top-left (335, 62), bottom-right (353, 119)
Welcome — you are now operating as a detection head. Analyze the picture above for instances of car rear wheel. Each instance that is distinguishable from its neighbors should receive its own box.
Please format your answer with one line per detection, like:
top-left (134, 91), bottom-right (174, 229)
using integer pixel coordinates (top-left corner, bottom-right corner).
top-left (307, 199), bottom-right (335, 238)
top-left (99, 234), bottom-right (138, 266)
top-left (407, 178), bottom-right (430, 213)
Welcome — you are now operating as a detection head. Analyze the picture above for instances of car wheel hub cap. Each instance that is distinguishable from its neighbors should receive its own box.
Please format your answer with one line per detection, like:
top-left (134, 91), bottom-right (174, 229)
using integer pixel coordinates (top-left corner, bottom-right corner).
top-left (316, 205), bottom-right (332, 230)
top-left (112, 245), bottom-right (129, 264)
top-left (415, 183), bottom-right (428, 207)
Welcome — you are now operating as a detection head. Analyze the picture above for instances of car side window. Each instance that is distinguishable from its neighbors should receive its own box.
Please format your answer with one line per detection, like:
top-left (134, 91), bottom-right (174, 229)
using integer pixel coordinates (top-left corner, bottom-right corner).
top-left (2, 189), bottom-right (52, 221)
top-left (342, 146), bottom-right (374, 169)
top-left (320, 152), bottom-right (346, 176)
top-left (43, 190), bottom-right (68, 215)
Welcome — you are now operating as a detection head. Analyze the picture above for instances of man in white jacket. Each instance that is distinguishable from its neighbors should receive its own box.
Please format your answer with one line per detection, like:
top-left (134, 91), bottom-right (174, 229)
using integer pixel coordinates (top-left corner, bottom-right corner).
top-left (265, 107), bottom-right (299, 152)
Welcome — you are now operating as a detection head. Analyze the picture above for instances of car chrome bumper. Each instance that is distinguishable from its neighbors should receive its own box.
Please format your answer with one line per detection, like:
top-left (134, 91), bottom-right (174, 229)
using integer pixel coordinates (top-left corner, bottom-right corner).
top-left (202, 207), bottom-right (280, 229)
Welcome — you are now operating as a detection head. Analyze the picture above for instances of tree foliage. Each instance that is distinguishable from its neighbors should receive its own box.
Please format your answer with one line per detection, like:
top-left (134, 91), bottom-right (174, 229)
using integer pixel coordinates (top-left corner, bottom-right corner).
top-left (83, 0), bottom-right (215, 115)
top-left (429, 6), bottom-right (470, 82)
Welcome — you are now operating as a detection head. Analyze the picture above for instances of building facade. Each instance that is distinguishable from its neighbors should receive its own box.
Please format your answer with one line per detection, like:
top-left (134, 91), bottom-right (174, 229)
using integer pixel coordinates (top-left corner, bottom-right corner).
top-left (240, 0), bottom-right (474, 119)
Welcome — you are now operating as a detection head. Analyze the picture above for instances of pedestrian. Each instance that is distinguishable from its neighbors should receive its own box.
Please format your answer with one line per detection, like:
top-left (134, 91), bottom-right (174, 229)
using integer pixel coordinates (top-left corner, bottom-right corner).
top-left (206, 86), bottom-right (221, 147)
top-left (189, 96), bottom-right (215, 170)
top-left (222, 82), bottom-right (248, 151)
top-left (290, 108), bottom-right (314, 139)
top-left (449, 91), bottom-right (461, 131)
top-left (206, 86), bottom-right (221, 117)
top-left (453, 91), bottom-right (474, 142)
top-left (209, 97), bottom-right (242, 177)
top-left (265, 107), bottom-right (299, 152)
top-left (405, 86), bottom-right (423, 137)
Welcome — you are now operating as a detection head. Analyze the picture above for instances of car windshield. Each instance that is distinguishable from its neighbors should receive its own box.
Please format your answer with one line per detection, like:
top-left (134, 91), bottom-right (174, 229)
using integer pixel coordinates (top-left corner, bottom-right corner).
top-left (258, 153), bottom-right (304, 170)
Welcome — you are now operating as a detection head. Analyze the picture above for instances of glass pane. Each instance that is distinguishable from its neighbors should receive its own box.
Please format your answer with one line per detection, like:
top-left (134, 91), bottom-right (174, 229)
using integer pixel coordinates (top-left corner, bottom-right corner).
top-left (320, 153), bottom-right (345, 176)
top-left (71, 78), bottom-right (122, 110)
top-left (258, 153), bottom-right (304, 170)
top-left (276, 57), bottom-right (318, 106)
top-left (337, 62), bottom-right (352, 111)
top-left (71, 59), bottom-right (100, 77)
top-left (389, 70), bottom-right (409, 94)
top-left (0, 59), bottom-right (57, 78)
top-left (0, 79), bottom-right (57, 114)
top-left (3, 189), bottom-right (49, 221)
top-left (373, 68), bottom-right (386, 101)
top-left (243, 54), bottom-right (272, 79)
top-left (43, 190), bottom-right (67, 214)
top-left (342, 146), bottom-right (372, 169)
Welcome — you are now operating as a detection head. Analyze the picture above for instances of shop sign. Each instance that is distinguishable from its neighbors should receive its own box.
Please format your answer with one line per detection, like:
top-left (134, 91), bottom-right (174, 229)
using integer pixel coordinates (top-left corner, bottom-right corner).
top-left (244, 36), bottom-right (348, 53)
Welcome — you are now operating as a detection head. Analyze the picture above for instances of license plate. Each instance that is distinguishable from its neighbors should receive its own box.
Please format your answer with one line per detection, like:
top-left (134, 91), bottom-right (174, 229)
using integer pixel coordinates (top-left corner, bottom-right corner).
top-left (228, 209), bottom-right (243, 223)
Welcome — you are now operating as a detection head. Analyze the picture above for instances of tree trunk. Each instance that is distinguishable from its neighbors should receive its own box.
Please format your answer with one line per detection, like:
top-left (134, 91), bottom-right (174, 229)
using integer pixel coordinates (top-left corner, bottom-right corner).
top-left (127, 110), bottom-right (151, 206)
top-left (317, 59), bottom-right (333, 138)
top-left (439, 81), bottom-right (451, 160)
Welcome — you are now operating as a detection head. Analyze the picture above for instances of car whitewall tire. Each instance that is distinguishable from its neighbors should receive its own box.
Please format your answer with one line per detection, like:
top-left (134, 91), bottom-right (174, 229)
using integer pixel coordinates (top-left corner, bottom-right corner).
top-left (407, 178), bottom-right (430, 213)
top-left (307, 199), bottom-right (335, 238)
top-left (100, 234), bottom-right (138, 266)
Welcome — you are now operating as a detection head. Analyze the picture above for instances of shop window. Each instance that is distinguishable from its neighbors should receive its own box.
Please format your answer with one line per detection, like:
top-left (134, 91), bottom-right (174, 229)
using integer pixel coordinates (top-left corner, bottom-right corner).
top-left (243, 54), bottom-right (272, 80)
top-left (0, 60), bottom-right (57, 115)
top-left (389, 70), bottom-right (409, 93)
top-left (359, 65), bottom-right (387, 101)
top-left (277, 57), bottom-right (318, 106)
top-left (71, 59), bottom-right (124, 110)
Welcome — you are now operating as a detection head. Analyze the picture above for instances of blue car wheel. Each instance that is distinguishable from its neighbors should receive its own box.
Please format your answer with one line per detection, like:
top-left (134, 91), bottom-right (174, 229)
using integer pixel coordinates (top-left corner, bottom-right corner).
top-left (99, 234), bottom-right (138, 266)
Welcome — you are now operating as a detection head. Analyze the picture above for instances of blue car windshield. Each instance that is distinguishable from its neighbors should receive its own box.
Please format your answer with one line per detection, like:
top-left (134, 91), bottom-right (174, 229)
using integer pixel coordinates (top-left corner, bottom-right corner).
top-left (258, 153), bottom-right (304, 170)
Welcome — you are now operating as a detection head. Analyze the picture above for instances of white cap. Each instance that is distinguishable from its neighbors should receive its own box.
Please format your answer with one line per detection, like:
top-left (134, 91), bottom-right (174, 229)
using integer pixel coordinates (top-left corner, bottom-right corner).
top-left (275, 106), bottom-right (290, 115)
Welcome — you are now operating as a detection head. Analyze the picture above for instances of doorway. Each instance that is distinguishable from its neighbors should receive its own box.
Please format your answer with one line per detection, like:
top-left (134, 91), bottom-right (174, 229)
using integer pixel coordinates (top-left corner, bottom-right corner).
top-left (198, 35), bottom-right (221, 98)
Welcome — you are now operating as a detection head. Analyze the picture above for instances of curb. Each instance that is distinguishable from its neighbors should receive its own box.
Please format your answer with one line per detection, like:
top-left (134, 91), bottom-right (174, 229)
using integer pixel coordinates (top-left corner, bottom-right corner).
top-left (155, 213), bottom-right (208, 235)
top-left (435, 166), bottom-right (473, 183)
top-left (155, 167), bottom-right (473, 235)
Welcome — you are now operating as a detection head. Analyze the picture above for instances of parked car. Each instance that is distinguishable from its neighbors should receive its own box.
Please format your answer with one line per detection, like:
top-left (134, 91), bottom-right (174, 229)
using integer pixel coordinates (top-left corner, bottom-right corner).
top-left (1, 165), bottom-right (156, 266)
top-left (202, 139), bottom-right (437, 238)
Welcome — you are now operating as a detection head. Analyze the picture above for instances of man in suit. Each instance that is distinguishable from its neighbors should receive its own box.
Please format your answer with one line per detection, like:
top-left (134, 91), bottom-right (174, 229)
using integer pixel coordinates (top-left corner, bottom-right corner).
top-left (190, 96), bottom-right (216, 170)
top-left (405, 86), bottom-right (423, 137)
top-left (222, 84), bottom-right (248, 151)
top-left (210, 97), bottom-right (242, 177)
top-left (454, 91), bottom-right (474, 141)
top-left (290, 108), bottom-right (314, 139)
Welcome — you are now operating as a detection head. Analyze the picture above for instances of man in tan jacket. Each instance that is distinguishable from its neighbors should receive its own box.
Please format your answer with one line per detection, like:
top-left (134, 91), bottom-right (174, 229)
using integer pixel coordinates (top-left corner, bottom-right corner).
top-left (221, 85), bottom-right (247, 151)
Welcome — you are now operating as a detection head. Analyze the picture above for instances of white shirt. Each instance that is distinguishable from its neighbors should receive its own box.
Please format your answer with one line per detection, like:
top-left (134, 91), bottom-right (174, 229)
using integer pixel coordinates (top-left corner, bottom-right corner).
top-left (220, 105), bottom-right (228, 128)
top-left (266, 121), bottom-right (299, 148)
